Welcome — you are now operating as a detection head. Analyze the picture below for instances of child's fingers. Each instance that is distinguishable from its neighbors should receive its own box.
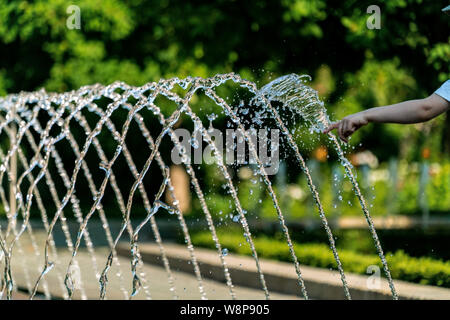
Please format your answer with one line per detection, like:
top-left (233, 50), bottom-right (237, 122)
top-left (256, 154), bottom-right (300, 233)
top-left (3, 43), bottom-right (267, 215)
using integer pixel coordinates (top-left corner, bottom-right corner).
top-left (323, 121), bottom-right (340, 134)
top-left (338, 121), bottom-right (344, 140)
top-left (344, 121), bottom-right (355, 138)
top-left (349, 122), bottom-right (357, 135)
top-left (338, 121), bottom-right (348, 143)
top-left (343, 120), bottom-right (350, 136)
top-left (323, 120), bottom-right (348, 143)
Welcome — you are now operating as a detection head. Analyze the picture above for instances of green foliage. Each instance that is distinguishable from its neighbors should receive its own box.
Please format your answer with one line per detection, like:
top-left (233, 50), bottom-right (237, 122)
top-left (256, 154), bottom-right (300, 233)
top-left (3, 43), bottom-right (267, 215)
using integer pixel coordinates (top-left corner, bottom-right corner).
top-left (0, 1), bottom-right (449, 218)
top-left (191, 230), bottom-right (450, 287)
top-left (0, 0), bottom-right (448, 158)
top-left (210, 159), bottom-right (449, 221)
top-left (426, 162), bottom-right (450, 211)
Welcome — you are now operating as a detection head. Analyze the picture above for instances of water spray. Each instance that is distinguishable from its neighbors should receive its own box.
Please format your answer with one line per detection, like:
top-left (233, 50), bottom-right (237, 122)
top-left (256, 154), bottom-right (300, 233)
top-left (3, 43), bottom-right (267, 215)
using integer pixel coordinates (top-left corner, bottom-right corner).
top-left (254, 73), bottom-right (398, 299)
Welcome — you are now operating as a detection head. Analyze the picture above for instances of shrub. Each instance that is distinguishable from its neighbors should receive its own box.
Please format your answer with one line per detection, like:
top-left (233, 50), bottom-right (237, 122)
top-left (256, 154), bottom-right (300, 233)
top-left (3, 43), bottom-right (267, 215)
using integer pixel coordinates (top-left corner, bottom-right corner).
top-left (191, 230), bottom-right (450, 288)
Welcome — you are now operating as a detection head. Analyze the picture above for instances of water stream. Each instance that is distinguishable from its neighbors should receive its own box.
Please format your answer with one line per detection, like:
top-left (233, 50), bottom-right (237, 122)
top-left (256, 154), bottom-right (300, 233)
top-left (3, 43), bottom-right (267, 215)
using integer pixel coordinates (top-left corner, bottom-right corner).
top-left (0, 73), bottom-right (396, 300)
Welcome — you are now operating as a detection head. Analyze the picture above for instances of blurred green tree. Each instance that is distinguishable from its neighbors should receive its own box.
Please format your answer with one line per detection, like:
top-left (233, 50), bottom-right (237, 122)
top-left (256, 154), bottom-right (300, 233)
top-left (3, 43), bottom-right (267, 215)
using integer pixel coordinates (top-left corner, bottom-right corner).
top-left (0, 0), bottom-right (448, 159)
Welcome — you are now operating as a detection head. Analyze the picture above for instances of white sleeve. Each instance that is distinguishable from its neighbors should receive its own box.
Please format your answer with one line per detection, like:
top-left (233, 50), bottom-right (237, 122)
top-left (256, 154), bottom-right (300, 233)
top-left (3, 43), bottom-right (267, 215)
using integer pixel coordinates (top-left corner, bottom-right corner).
top-left (435, 80), bottom-right (450, 102)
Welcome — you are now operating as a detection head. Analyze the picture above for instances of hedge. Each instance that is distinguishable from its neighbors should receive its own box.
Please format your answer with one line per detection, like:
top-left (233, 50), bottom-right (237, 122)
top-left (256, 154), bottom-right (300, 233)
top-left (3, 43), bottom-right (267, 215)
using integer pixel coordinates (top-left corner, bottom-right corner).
top-left (190, 231), bottom-right (450, 288)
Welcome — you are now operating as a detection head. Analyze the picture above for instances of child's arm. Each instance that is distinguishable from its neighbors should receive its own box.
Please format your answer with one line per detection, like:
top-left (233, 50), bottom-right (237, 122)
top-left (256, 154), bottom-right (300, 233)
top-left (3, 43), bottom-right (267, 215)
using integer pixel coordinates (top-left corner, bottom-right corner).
top-left (324, 93), bottom-right (450, 142)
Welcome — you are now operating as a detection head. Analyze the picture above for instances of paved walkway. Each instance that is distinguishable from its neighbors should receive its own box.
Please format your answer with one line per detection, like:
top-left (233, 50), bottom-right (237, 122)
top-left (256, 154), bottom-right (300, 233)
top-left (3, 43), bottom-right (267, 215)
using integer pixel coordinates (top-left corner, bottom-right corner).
top-left (5, 230), bottom-right (449, 300)
top-left (3, 233), bottom-right (299, 300)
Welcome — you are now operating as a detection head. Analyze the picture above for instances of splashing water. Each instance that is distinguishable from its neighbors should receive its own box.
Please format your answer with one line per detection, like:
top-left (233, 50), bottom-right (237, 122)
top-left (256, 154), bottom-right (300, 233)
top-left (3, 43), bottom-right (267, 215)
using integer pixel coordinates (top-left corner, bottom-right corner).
top-left (254, 74), bottom-right (330, 132)
top-left (255, 73), bottom-right (398, 299)
top-left (0, 72), bottom-right (396, 300)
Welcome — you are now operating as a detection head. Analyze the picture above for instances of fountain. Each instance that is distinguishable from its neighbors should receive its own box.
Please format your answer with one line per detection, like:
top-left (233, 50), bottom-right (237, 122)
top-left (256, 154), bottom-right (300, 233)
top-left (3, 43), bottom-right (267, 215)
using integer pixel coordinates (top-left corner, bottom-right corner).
top-left (0, 73), bottom-right (396, 300)
top-left (254, 73), bottom-right (397, 299)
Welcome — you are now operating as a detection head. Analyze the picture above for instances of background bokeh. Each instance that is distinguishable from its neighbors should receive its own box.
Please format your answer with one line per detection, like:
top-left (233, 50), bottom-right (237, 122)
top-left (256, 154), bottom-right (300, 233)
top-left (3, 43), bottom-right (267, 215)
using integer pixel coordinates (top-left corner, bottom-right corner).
top-left (0, 0), bottom-right (449, 286)
top-left (0, 0), bottom-right (448, 159)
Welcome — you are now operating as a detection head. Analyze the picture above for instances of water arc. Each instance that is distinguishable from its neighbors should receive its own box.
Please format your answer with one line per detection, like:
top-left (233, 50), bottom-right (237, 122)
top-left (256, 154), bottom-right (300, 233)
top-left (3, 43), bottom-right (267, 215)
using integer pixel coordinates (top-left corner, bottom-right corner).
top-left (0, 73), bottom-right (397, 300)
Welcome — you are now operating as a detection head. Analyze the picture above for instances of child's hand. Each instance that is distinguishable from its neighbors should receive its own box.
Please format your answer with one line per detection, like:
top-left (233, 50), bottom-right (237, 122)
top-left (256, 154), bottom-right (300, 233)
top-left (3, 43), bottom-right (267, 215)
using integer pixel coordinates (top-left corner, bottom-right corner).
top-left (323, 112), bottom-right (369, 143)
